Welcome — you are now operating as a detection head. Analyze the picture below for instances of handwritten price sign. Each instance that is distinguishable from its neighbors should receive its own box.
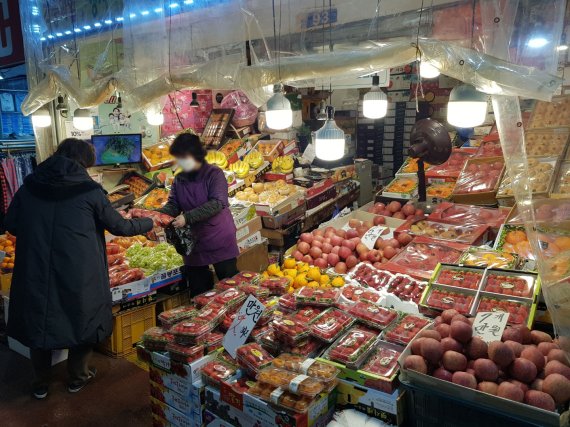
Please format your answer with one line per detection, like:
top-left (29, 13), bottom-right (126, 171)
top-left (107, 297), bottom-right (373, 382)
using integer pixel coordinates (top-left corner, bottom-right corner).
top-left (472, 311), bottom-right (509, 343)
top-left (222, 295), bottom-right (265, 358)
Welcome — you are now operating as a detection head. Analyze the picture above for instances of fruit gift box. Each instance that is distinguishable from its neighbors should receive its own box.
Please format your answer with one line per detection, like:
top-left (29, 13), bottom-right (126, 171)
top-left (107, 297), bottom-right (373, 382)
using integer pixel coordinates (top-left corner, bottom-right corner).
top-left (254, 139), bottom-right (285, 162)
top-left (382, 314), bottom-right (431, 346)
top-left (348, 263), bottom-right (394, 290)
top-left (348, 301), bottom-right (398, 330)
top-left (246, 381), bottom-right (317, 414)
top-left (426, 148), bottom-right (476, 182)
top-left (382, 236), bottom-right (469, 280)
top-left (431, 264), bottom-right (486, 290)
top-left (309, 308), bottom-right (356, 343)
top-left (236, 342), bottom-right (274, 375)
top-left (426, 181), bottom-right (456, 202)
top-left (325, 326), bottom-right (380, 369)
top-left (385, 274), bottom-right (426, 304)
top-left (142, 142), bottom-right (175, 171)
top-left (395, 157), bottom-right (432, 175)
top-left (421, 286), bottom-right (477, 315)
top-left (458, 247), bottom-right (520, 270)
top-left (452, 156), bottom-right (505, 205)
top-left (394, 219), bottom-right (489, 245)
top-left (256, 367), bottom-right (327, 397)
top-left (475, 139), bottom-right (503, 158)
top-left (524, 128), bottom-right (570, 158)
top-left (381, 176), bottom-right (418, 199)
top-left (427, 202), bottom-right (510, 231)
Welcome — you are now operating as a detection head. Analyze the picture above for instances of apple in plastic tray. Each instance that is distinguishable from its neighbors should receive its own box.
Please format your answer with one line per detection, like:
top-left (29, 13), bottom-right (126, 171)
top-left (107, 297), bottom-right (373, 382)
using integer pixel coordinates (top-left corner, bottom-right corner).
top-left (201, 360), bottom-right (236, 385)
top-left (361, 346), bottom-right (401, 378)
top-left (351, 263), bottom-right (393, 290)
top-left (476, 297), bottom-right (530, 325)
top-left (296, 287), bottom-right (340, 306)
top-left (193, 290), bottom-right (220, 307)
top-left (341, 285), bottom-right (380, 303)
top-left (310, 308), bottom-right (355, 342)
top-left (477, 139), bottom-right (503, 157)
top-left (426, 288), bottom-right (474, 314)
top-left (329, 327), bottom-right (378, 364)
top-left (259, 277), bottom-right (292, 295)
top-left (386, 274), bottom-right (426, 303)
top-left (483, 273), bottom-right (533, 297)
top-left (390, 241), bottom-right (463, 272)
top-left (291, 307), bottom-right (323, 324)
top-left (236, 342), bottom-right (274, 373)
top-left (348, 301), bottom-right (397, 329)
top-left (383, 314), bottom-right (429, 345)
top-left (436, 268), bottom-right (482, 290)
top-left (454, 160), bottom-right (504, 194)
top-left (432, 203), bottom-right (506, 226)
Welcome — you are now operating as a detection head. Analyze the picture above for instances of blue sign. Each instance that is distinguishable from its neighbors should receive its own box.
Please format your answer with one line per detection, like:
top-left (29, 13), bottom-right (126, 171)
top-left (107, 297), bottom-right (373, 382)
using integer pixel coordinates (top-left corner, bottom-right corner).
top-left (306, 8), bottom-right (338, 29)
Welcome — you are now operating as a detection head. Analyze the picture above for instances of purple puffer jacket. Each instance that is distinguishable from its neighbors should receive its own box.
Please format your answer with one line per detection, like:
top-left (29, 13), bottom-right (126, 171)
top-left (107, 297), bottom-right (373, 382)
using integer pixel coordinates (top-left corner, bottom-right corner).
top-left (168, 163), bottom-right (239, 266)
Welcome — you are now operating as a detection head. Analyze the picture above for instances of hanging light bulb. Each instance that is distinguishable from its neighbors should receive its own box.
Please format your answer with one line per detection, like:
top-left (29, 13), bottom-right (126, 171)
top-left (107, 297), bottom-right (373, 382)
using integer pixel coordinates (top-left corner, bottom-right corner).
top-left (146, 106), bottom-right (164, 126)
top-left (116, 92), bottom-right (123, 108)
top-left (316, 99), bottom-right (327, 120)
top-left (315, 106), bottom-right (345, 161)
top-left (419, 60), bottom-right (441, 79)
top-left (447, 84), bottom-right (488, 128)
top-left (190, 92), bottom-right (199, 107)
top-left (32, 106), bottom-right (52, 128)
top-left (363, 75), bottom-right (388, 119)
top-left (73, 108), bottom-right (93, 131)
top-left (265, 84), bottom-right (292, 130)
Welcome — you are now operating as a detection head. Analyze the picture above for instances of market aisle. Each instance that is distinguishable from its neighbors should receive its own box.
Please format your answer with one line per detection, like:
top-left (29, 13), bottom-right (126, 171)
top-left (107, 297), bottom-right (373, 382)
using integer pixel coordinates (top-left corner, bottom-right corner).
top-left (0, 346), bottom-right (151, 427)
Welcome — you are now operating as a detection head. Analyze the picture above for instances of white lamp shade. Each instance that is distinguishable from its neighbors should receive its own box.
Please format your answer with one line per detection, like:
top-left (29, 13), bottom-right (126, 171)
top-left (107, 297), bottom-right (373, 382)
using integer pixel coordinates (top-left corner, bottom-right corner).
top-left (315, 119), bottom-right (345, 161)
top-left (265, 92), bottom-right (292, 130)
top-left (147, 110), bottom-right (164, 126)
top-left (447, 101), bottom-right (487, 128)
top-left (32, 109), bottom-right (52, 127)
top-left (420, 61), bottom-right (441, 79)
top-left (363, 88), bottom-right (387, 119)
top-left (73, 108), bottom-right (93, 131)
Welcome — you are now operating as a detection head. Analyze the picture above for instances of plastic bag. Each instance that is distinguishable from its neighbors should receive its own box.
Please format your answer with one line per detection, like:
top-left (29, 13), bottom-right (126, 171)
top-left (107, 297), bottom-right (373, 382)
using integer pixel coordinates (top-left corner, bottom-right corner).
top-left (165, 224), bottom-right (196, 256)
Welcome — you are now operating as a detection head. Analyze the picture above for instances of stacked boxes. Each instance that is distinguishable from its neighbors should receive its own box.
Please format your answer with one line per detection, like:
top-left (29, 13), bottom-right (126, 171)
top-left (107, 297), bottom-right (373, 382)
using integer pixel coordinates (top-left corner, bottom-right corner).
top-left (382, 101), bottom-right (416, 177)
top-left (356, 106), bottom-right (384, 164)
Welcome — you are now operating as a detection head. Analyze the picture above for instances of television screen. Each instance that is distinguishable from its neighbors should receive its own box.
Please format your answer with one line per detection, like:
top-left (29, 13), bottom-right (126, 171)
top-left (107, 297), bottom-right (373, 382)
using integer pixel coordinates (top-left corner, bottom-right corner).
top-left (90, 134), bottom-right (142, 166)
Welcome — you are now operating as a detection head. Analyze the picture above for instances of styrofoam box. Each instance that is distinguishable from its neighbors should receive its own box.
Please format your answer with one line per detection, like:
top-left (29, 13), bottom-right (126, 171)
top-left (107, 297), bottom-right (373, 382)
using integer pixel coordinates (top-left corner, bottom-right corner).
top-left (3, 296), bottom-right (68, 364)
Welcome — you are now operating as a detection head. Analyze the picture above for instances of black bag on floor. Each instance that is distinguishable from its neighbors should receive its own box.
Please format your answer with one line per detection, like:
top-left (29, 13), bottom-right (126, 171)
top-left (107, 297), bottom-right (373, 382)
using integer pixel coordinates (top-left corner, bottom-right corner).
top-left (165, 224), bottom-right (196, 256)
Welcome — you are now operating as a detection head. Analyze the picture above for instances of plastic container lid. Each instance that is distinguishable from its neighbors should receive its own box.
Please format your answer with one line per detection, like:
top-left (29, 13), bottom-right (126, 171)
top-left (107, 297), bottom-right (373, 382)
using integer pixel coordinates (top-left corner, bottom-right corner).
top-left (360, 345), bottom-right (401, 378)
top-left (257, 367), bottom-right (325, 397)
top-left (476, 296), bottom-right (531, 325)
top-left (236, 343), bottom-right (274, 375)
top-left (483, 271), bottom-right (535, 298)
top-left (238, 284), bottom-right (270, 299)
top-left (193, 290), bottom-right (220, 307)
top-left (278, 293), bottom-right (297, 311)
top-left (142, 327), bottom-right (174, 351)
top-left (158, 305), bottom-right (198, 329)
top-left (194, 300), bottom-right (228, 326)
top-left (272, 353), bottom-right (340, 383)
top-left (290, 307), bottom-right (323, 324)
top-left (328, 327), bottom-right (378, 367)
top-left (382, 314), bottom-right (430, 346)
top-left (348, 301), bottom-right (398, 329)
top-left (425, 287), bottom-right (475, 314)
top-left (259, 277), bottom-right (293, 295)
top-left (341, 284), bottom-right (381, 303)
top-left (309, 308), bottom-right (355, 343)
top-left (166, 342), bottom-right (204, 364)
top-left (272, 316), bottom-right (310, 346)
top-left (284, 338), bottom-right (324, 358)
top-left (247, 382), bottom-right (315, 414)
top-left (201, 359), bottom-right (237, 387)
top-left (213, 288), bottom-right (246, 309)
top-left (170, 319), bottom-right (215, 340)
top-left (295, 287), bottom-right (340, 306)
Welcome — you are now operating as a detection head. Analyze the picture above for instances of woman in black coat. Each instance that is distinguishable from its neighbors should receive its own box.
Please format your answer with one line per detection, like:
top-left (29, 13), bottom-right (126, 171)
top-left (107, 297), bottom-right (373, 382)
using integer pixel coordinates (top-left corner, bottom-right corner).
top-left (5, 138), bottom-right (154, 399)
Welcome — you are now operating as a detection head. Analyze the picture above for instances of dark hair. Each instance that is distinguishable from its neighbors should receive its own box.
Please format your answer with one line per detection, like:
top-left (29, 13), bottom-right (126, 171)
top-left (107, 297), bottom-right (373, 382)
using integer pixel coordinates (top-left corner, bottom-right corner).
top-left (169, 133), bottom-right (206, 162)
top-left (54, 138), bottom-right (96, 168)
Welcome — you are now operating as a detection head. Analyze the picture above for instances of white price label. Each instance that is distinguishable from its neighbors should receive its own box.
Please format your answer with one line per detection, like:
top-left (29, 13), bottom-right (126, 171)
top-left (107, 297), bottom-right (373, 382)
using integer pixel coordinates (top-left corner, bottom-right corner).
top-left (472, 311), bottom-right (509, 343)
top-left (361, 226), bottom-right (388, 250)
top-left (222, 295), bottom-right (265, 358)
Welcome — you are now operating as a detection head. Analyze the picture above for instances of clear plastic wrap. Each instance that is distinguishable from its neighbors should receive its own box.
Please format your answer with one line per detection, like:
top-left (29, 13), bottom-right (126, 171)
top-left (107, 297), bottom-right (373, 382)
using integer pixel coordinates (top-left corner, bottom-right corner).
top-left (427, 202), bottom-right (509, 229)
top-left (452, 157), bottom-right (505, 195)
top-left (425, 148), bottom-right (475, 181)
top-left (395, 219), bottom-right (488, 245)
top-left (349, 263), bottom-right (394, 290)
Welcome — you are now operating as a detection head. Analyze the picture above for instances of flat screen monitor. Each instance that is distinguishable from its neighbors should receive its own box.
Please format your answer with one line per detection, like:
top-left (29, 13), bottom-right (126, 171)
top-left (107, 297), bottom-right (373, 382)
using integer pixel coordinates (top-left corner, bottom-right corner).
top-left (90, 134), bottom-right (142, 166)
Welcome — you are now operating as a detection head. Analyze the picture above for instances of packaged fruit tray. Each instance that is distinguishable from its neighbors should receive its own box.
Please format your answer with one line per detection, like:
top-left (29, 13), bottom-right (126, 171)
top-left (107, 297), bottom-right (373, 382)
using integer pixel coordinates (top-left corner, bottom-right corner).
top-left (166, 342), bottom-right (204, 364)
top-left (201, 359), bottom-right (237, 388)
top-left (475, 295), bottom-right (532, 325)
top-left (272, 353), bottom-right (340, 383)
top-left (452, 157), bottom-right (504, 205)
top-left (494, 224), bottom-right (534, 260)
top-left (481, 269), bottom-right (537, 298)
top-left (396, 157), bottom-right (432, 175)
top-left (196, 331), bottom-right (224, 353)
top-left (284, 337), bottom-right (324, 358)
top-left (232, 271), bottom-right (261, 285)
top-left (194, 300), bottom-right (228, 326)
top-left (290, 307), bottom-right (323, 324)
top-left (360, 341), bottom-right (402, 379)
top-left (215, 277), bottom-right (240, 291)
top-left (118, 172), bottom-right (155, 198)
top-left (524, 128), bottom-right (570, 158)
top-left (257, 367), bottom-right (326, 397)
top-left (340, 284), bottom-right (381, 304)
top-left (213, 288), bottom-right (246, 309)
top-left (382, 176), bottom-right (418, 199)
top-left (236, 343), bottom-right (274, 375)
top-left (139, 188), bottom-right (170, 210)
top-left (475, 139), bottom-right (503, 158)
top-left (427, 202), bottom-right (509, 229)
top-left (385, 274), bottom-right (426, 304)
top-left (326, 326), bottom-right (379, 369)
top-left (348, 301), bottom-right (398, 330)
top-left (426, 148), bottom-right (475, 181)
top-left (432, 264), bottom-right (485, 290)
top-left (383, 237), bottom-right (468, 279)
top-left (258, 329), bottom-right (279, 354)
top-left (309, 308), bottom-right (356, 343)
top-left (551, 161), bottom-right (570, 198)
top-left (497, 157), bottom-right (558, 200)
top-left (458, 247), bottom-right (520, 270)
top-left (279, 293), bottom-right (297, 311)
top-left (295, 287), bottom-right (340, 306)
top-left (396, 219), bottom-right (488, 245)
top-left (259, 277), bottom-right (292, 295)
top-left (170, 319), bottom-right (216, 344)
top-left (158, 306), bottom-right (198, 330)
top-left (348, 262), bottom-right (394, 290)
top-left (272, 315), bottom-right (311, 346)
top-left (247, 382), bottom-right (315, 414)
top-left (142, 142), bottom-right (174, 171)
top-left (193, 290), bottom-right (220, 307)
top-left (426, 181), bottom-right (455, 201)
top-left (142, 327), bottom-right (174, 352)
top-left (421, 285), bottom-right (477, 315)
top-left (381, 314), bottom-right (431, 346)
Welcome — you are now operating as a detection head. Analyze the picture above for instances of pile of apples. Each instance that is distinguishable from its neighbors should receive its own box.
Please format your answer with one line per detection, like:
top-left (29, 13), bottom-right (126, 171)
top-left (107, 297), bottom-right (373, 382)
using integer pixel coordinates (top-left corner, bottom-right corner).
top-left (403, 309), bottom-right (570, 412)
top-left (367, 200), bottom-right (425, 220)
top-left (292, 216), bottom-right (413, 274)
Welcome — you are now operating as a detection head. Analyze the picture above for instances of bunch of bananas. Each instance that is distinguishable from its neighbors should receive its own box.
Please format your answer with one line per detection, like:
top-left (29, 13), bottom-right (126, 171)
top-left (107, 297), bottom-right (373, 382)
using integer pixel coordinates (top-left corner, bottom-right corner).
top-left (243, 150), bottom-right (264, 170)
top-left (205, 151), bottom-right (228, 169)
top-left (230, 160), bottom-right (250, 179)
top-left (271, 155), bottom-right (294, 174)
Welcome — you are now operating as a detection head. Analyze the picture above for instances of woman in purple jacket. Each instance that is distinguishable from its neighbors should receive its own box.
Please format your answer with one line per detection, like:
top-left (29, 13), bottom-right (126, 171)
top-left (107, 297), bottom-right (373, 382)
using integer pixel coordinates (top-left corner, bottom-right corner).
top-left (160, 134), bottom-right (239, 296)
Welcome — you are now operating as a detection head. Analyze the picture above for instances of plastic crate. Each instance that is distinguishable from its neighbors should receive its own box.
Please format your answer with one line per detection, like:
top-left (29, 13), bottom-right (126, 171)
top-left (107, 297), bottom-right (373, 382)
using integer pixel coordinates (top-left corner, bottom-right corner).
top-left (157, 291), bottom-right (191, 314)
top-left (99, 303), bottom-right (156, 358)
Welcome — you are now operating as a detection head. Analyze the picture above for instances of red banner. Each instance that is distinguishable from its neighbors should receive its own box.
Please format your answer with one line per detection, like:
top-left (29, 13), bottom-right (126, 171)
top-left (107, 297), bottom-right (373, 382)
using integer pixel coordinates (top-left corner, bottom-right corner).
top-left (0, 0), bottom-right (24, 67)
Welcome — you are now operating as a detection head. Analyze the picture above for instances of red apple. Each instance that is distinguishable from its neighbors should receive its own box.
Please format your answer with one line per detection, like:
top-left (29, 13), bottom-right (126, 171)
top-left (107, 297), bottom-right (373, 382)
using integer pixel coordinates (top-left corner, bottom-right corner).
top-left (339, 246), bottom-right (352, 260)
top-left (322, 243), bottom-right (333, 254)
top-left (346, 255), bottom-right (358, 269)
top-left (373, 216), bottom-right (386, 226)
top-left (314, 258), bottom-right (327, 269)
top-left (293, 250), bottom-right (303, 261)
top-left (313, 229), bottom-right (324, 237)
top-left (388, 201), bottom-right (402, 213)
top-left (383, 246), bottom-right (397, 259)
top-left (302, 255), bottom-right (313, 264)
top-left (346, 229), bottom-right (359, 239)
top-left (300, 233), bottom-right (313, 244)
top-left (298, 241), bottom-right (310, 254)
top-left (331, 235), bottom-right (343, 247)
top-left (367, 250), bottom-right (382, 263)
top-left (328, 253), bottom-right (340, 267)
top-left (342, 240), bottom-right (356, 251)
top-left (336, 229), bottom-right (346, 239)
top-left (334, 262), bottom-right (347, 274)
top-left (309, 247), bottom-right (323, 259)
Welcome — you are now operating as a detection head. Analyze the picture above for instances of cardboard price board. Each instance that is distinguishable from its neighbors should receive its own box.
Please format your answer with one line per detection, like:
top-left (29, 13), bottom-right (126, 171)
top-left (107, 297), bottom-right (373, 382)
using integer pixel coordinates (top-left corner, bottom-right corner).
top-left (222, 295), bottom-right (265, 358)
top-left (472, 311), bottom-right (509, 343)
top-left (362, 226), bottom-right (390, 250)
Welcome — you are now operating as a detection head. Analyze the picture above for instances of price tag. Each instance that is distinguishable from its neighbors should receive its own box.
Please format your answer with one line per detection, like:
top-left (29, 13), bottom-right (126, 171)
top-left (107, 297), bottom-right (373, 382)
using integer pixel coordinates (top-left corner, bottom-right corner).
top-left (361, 226), bottom-right (388, 250)
top-left (222, 295), bottom-right (265, 358)
top-left (302, 143), bottom-right (316, 163)
top-left (472, 311), bottom-right (509, 343)
top-left (0, 251), bottom-right (6, 263)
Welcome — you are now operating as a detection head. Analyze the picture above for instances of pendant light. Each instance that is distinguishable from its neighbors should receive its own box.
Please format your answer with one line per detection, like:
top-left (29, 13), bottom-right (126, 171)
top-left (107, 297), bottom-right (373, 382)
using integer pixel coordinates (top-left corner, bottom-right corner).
top-left (315, 106), bottom-right (345, 161)
top-left (363, 75), bottom-right (388, 119)
top-left (31, 106), bottom-right (52, 128)
top-left (73, 108), bottom-right (93, 131)
top-left (447, 84), bottom-right (487, 128)
top-left (265, 83), bottom-right (292, 130)
top-left (190, 92), bottom-right (199, 107)
top-left (316, 99), bottom-right (327, 120)
top-left (419, 60), bottom-right (440, 79)
top-left (146, 107), bottom-right (164, 126)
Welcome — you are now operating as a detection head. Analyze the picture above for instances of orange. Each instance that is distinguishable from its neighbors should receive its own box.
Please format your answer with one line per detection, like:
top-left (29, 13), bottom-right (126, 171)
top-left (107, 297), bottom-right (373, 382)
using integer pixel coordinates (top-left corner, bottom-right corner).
top-left (554, 236), bottom-right (570, 251)
top-left (505, 230), bottom-right (527, 245)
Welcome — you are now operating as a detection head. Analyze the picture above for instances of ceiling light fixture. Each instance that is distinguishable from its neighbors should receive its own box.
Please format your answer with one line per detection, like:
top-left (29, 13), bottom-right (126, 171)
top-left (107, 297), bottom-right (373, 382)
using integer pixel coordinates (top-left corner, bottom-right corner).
top-left (363, 75), bottom-right (388, 119)
top-left (419, 60), bottom-right (441, 79)
top-left (32, 107), bottom-right (52, 128)
top-left (73, 108), bottom-right (94, 131)
top-left (190, 92), bottom-right (199, 107)
top-left (266, 84), bottom-right (292, 130)
top-left (447, 84), bottom-right (487, 128)
top-left (315, 106), bottom-right (345, 161)
top-left (146, 107), bottom-right (164, 126)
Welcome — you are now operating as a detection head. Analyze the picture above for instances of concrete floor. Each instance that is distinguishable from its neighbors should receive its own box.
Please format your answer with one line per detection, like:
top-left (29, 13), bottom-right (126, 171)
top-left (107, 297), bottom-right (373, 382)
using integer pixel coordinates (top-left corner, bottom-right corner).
top-left (0, 345), bottom-right (152, 427)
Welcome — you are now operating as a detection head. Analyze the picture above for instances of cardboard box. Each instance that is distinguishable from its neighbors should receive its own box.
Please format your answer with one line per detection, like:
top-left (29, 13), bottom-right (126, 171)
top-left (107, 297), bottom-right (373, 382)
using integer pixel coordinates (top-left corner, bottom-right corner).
top-left (336, 379), bottom-right (405, 426)
top-left (306, 186), bottom-right (337, 210)
top-left (203, 410), bottom-right (240, 427)
top-left (261, 202), bottom-right (306, 230)
top-left (254, 191), bottom-right (305, 217)
top-left (237, 231), bottom-right (263, 252)
top-left (150, 380), bottom-right (204, 416)
top-left (150, 396), bottom-right (202, 427)
top-left (206, 385), bottom-right (257, 427)
top-left (235, 216), bottom-right (262, 243)
top-left (264, 172), bottom-right (294, 182)
top-left (451, 156), bottom-right (505, 205)
top-left (254, 140), bottom-right (285, 162)
top-left (320, 208), bottom-right (406, 230)
top-left (305, 178), bottom-right (334, 198)
top-left (237, 239), bottom-right (269, 272)
top-left (330, 164), bottom-right (357, 183)
top-left (230, 203), bottom-right (257, 228)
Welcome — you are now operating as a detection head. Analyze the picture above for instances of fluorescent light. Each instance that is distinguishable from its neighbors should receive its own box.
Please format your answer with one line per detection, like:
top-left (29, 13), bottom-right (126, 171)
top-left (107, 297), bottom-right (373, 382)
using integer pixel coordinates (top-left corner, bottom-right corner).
top-left (74, 28), bottom-right (81, 33)
top-left (266, 85), bottom-right (293, 130)
top-left (47, 35), bottom-right (54, 39)
top-left (94, 22), bottom-right (101, 27)
top-left (184, 0), bottom-right (194, 4)
top-left (83, 25), bottom-right (91, 30)
top-left (65, 30), bottom-right (72, 35)
top-left (170, 3), bottom-right (180, 8)
top-left (129, 13), bottom-right (136, 18)
top-left (40, 37), bottom-right (46, 41)
top-left (116, 17), bottom-right (124, 22)
top-left (557, 45), bottom-right (569, 51)
top-left (154, 7), bottom-right (163, 13)
top-left (141, 10), bottom-right (150, 15)
top-left (32, 6), bottom-right (40, 16)
top-left (527, 37), bottom-right (549, 48)
top-left (104, 19), bottom-right (113, 24)
top-left (56, 32), bottom-right (63, 37)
